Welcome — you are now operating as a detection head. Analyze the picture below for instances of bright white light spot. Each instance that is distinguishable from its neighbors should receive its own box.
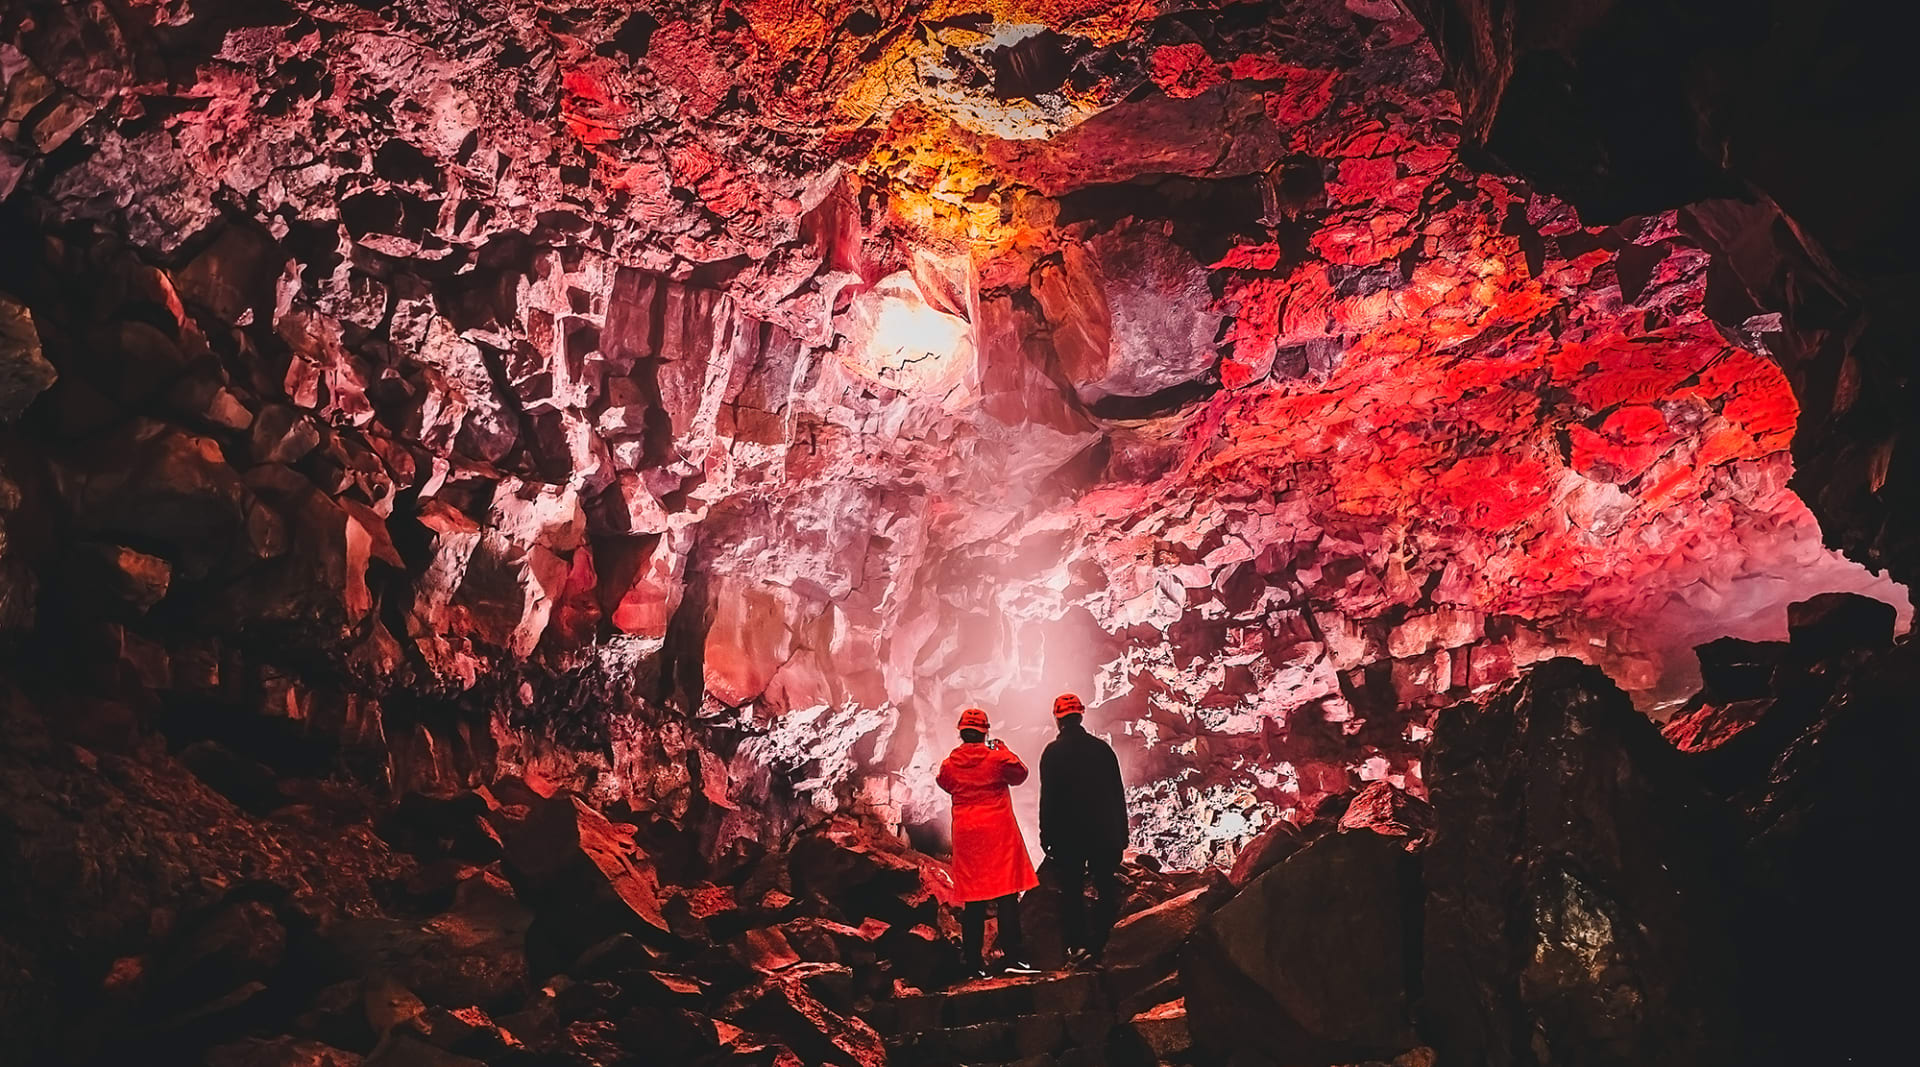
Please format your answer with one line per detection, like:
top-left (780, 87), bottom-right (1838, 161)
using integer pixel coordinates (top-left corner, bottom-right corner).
top-left (840, 271), bottom-right (974, 396)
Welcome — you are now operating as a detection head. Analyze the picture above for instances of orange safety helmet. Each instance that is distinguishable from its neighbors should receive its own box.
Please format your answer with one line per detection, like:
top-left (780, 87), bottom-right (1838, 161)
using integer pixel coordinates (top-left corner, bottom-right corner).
top-left (957, 707), bottom-right (991, 732)
top-left (1052, 693), bottom-right (1085, 718)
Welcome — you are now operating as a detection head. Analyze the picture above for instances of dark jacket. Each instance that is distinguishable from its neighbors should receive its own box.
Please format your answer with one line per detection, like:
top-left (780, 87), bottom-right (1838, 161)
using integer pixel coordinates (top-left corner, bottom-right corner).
top-left (1039, 721), bottom-right (1129, 855)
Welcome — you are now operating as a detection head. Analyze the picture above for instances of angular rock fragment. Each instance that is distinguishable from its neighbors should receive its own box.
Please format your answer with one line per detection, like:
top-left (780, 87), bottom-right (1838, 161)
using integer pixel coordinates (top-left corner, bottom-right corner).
top-left (324, 873), bottom-right (531, 1012)
top-left (0, 294), bottom-right (56, 421)
top-left (1785, 591), bottom-right (1897, 661)
top-left (727, 970), bottom-right (888, 1067)
top-left (1183, 830), bottom-right (1421, 1064)
top-left (1422, 658), bottom-right (1742, 1067)
top-left (490, 791), bottom-right (668, 967)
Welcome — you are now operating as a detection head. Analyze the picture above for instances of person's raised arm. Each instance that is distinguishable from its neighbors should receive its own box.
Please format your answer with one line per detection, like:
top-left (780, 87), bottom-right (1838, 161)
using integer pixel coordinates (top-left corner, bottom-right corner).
top-left (996, 744), bottom-right (1030, 786)
top-left (936, 755), bottom-right (958, 794)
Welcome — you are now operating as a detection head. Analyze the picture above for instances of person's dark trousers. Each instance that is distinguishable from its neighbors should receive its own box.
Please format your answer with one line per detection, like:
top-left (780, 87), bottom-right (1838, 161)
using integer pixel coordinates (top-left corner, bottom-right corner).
top-left (961, 893), bottom-right (1024, 969)
top-left (1052, 848), bottom-right (1122, 958)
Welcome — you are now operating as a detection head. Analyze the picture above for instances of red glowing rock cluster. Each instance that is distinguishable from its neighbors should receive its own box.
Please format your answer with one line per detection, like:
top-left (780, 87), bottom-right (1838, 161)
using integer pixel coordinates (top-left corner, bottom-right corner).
top-left (0, 0), bottom-right (1901, 869)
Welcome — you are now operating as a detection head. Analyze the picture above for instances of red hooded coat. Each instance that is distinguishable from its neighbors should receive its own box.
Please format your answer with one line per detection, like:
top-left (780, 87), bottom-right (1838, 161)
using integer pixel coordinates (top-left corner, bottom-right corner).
top-left (936, 741), bottom-right (1040, 902)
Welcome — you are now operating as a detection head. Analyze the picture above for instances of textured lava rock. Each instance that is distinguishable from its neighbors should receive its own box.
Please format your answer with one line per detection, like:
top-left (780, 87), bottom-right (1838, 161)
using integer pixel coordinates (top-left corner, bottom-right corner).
top-left (0, 293), bottom-right (55, 420)
top-left (1421, 658), bottom-right (1742, 1067)
top-left (321, 872), bottom-right (531, 1013)
top-left (1401, 0), bottom-right (1920, 592)
top-left (487, 789), bottom-right (668, 968)
top-left (0, 0), bottom-right (1895, 890)
top-left (725, 969), bottom-right (888, 1067)
top-left (1103, 886), bottom-right (1211, 973)
top-left (1183, 828), bottom-right (1422, 1064)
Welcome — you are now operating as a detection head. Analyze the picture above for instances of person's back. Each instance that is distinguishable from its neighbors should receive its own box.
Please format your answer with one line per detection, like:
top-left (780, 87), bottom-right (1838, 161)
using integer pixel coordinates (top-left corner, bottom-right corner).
top-left (1038, 693), bottom-right (1129, 965)
top-left (936, 707), bottom-right (1039, 977)
top-left (1040, 721), bottom-right (1128, 853)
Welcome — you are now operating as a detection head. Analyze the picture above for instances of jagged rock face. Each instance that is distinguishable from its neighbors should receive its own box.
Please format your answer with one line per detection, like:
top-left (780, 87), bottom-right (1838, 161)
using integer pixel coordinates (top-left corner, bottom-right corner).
top-left (1400, 0), bottom-right (1920, 593)
top-left (0, 0), bottom-right (1906, 865)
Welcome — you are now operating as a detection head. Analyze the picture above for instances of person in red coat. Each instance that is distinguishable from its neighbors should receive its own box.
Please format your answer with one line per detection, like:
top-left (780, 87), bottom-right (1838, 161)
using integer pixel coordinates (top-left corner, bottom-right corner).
top-left (937, 707), bottom-right (1040, 977)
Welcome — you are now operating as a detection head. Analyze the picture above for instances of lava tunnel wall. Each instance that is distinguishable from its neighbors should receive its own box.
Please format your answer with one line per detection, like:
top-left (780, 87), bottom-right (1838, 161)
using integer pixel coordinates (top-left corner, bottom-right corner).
top-left (0, 0), bottom-right (1908, 869)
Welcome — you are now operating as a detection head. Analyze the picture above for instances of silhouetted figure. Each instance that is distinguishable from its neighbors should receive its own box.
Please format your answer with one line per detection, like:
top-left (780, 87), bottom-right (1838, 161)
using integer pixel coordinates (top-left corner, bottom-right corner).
top-left (936, 707), bottom-right (1040, 978)
top-left (1039, 693), bottom-right (1129, 966)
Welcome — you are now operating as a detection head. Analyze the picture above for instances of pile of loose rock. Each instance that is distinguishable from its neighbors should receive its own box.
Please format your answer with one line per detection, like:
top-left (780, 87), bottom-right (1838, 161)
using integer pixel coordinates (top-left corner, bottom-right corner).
top-left (5, 591), bottom-right (1909, 1067)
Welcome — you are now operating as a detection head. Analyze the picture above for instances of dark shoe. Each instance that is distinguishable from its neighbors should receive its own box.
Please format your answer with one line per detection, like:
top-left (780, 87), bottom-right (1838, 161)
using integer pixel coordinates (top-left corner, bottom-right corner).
top-left (1064, 947), bottom-right (1094, 969)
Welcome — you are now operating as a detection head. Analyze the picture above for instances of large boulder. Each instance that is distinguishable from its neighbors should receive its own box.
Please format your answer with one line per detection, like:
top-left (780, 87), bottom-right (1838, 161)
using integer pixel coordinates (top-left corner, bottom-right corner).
top-left (1105, 886), bottom-right (1210, 970)
top-left (1031, 221), bottom-right (1222, 408)
top-left (1736, 640), bottom-right (1920, 1064)
top-left (320, 872), bottom-right (531, 1013)
top-left (725, 970), bottom-right (887, 1067)
top-left (784, 816), bottom-right (945, 926)
top-left (1336, 781), bottom-right (1432, 846)
top-left (1691, 636), bottom-right (1787, 703)
top-left (1422, 658), bottom-right (1742, 1067)
top-left (1182, 828), bottom-right (1422, 1064)
top-left (1784, 591), bottom-right (1897, 661)
top-left (487, 791), bottom-right (669, 971)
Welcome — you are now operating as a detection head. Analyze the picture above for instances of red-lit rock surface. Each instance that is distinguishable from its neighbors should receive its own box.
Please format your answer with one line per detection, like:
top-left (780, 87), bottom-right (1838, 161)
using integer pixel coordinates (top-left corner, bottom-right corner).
top-left (0, 0), bottom-right (1908, 883)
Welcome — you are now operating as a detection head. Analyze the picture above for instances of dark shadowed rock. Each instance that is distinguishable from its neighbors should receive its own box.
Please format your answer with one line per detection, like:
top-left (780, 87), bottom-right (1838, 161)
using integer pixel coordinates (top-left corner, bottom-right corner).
top-left (1226, 818), bottom-right (1308, 887)
top-left (322, 873), bottom-right (531, 1012)
top-left (362, 1032), bottom-right (485, 1067)
top-left (1785, 592), bottom-right (1897, 661)
top-left (292, 979), bottom-right (374, 1054)
top-left (1125, 998), bottom-right (1192, 1061)
top-left (206, 1035), bottom-right (366, 1067)
top-left (70, 541), bottom-right (172, 612)
top-left (1182, 829), bottom-right (1421, 1064)
top-left (179, 740), bottom-right (282, 814)
top-left (381, 791), bottom-right (504, 865)
top-left (785, 816), bottom-right (937, 926)
top-left (153, 898), bottom-right (287, 1016)
top-left (1422, 658), bottom-right (1742, 1067)
top-left (1691, 637), bottom-right (1787, 702)
top-left (1736, 640), bottom-right (1920, 1064)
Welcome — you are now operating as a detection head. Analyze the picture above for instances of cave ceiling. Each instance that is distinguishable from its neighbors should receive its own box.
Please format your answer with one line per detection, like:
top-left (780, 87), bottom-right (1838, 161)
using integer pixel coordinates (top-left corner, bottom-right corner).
top-left (0, 0), bottom-right (1905, 865)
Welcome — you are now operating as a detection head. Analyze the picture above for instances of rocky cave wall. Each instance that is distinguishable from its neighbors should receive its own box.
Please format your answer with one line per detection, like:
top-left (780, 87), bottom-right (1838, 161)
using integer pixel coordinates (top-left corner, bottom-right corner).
top-left (0, 0), bottom-right (1911, 872)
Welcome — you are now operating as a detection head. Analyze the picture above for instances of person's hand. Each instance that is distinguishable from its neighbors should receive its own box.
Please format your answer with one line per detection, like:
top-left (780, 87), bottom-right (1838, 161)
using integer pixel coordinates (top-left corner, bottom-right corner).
top-left (986, 738), bottom-right (1003, 751)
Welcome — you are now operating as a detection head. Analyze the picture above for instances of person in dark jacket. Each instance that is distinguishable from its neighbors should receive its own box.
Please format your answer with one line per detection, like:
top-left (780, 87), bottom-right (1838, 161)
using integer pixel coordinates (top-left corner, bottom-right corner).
top-left (1038, 692), bottom-right (1129, 966)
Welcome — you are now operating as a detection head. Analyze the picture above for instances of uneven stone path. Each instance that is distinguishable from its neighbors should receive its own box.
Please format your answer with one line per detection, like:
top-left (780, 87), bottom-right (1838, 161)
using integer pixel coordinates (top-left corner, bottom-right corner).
top-left (869, 970), bottom-right (1191, 1067)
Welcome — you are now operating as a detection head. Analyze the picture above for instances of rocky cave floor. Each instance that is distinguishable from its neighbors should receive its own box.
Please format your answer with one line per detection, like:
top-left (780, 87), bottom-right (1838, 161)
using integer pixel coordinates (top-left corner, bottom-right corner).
top-left (3, 590), bottom-right (1910, 1067)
